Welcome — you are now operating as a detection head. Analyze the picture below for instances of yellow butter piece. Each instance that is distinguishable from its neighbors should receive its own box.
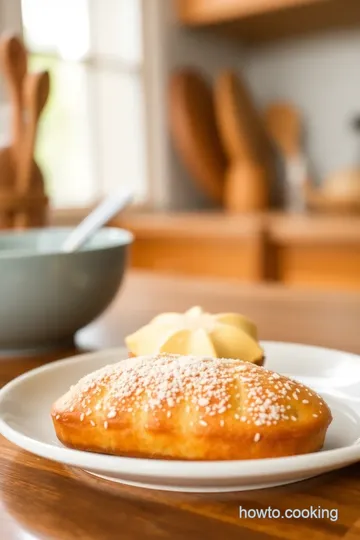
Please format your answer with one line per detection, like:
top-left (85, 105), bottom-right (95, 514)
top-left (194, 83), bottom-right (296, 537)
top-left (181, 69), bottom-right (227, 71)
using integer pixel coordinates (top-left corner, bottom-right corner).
top-left (125, 306), bottom-right (263, 363)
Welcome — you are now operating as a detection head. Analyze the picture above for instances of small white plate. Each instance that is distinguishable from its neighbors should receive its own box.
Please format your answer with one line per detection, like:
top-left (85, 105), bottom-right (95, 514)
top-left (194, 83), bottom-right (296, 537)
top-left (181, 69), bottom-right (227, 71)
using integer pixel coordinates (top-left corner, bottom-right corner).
top-left (1, 342), bottom-right (360, 493)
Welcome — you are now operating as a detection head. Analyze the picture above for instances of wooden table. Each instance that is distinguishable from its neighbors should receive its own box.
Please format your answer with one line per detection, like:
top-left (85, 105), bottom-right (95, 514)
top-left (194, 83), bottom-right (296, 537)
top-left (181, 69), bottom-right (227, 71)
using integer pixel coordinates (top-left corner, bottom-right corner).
top-left (2, 271), bottom-right (360, 540)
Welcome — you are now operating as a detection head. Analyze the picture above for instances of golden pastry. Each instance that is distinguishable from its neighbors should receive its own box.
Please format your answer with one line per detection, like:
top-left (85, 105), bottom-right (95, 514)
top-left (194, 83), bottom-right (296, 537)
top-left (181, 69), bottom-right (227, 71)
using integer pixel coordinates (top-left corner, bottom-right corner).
top-left (125, 306), bottom-right (264, 365)
top-left (52, 353), bottom-right (332, 460)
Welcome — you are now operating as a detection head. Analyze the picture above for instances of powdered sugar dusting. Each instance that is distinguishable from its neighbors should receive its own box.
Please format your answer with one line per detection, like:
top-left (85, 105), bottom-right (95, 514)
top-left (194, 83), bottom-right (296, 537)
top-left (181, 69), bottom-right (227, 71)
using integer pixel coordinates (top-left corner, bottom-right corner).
top-left (60, 354), bottom-right (326, 429)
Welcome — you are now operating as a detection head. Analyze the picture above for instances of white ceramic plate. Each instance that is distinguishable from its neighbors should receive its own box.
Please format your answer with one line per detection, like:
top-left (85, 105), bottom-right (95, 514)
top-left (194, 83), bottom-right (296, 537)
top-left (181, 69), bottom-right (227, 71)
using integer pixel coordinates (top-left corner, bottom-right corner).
top-left (1, 342), bottom-right (360, 493)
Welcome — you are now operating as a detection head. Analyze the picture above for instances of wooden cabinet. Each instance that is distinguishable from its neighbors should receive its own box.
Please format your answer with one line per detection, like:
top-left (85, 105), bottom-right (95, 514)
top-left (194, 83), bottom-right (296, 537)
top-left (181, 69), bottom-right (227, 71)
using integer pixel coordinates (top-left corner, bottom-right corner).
top-left (115, 213), bottom-right (266, 282)
top-left (175, 0), bottom-right (360, 42)
top-left (113, 211), bottom-right (360, 291)
top-left (274, 244), bottom-right (360, 290)
top-left (269, 214), bottom-right (360, 290)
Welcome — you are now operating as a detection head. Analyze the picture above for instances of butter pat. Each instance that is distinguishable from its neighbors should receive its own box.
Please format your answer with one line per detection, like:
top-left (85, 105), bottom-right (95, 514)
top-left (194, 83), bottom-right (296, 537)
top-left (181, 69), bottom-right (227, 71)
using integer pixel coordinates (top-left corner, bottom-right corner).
top-left (125, 306), bottom-right (264, 364)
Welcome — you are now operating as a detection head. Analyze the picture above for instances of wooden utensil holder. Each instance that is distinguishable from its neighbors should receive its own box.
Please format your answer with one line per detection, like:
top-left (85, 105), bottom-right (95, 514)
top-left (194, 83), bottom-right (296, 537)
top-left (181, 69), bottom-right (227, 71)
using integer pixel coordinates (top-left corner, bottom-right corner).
top-left (0, 34), bottom-right (50, 230)
top-left (0, 190), bottom-right (48, 229)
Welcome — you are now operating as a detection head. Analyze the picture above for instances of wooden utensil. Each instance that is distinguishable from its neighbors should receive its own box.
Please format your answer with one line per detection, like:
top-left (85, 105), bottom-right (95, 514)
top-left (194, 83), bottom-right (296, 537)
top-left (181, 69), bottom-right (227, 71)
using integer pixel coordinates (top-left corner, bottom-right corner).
top-left (224, 161), bottom-right (269, 212)
top-left (0, 34), bottom-right (27, 164)
top-left (0, 147), bottom-right (16, 227)
top-left (264, 102), bottom-right (309, 211)
top-left (214, 70), bottom-right (272, 165)
top-left (0, 148), bottom-right (47, 228)
top-left (168, 68), bottom-right (227, 205)
top-left (0, 35), bottom-right (27, 227)
top-left (214, 70), bottom-right (274, 212)
top-left (0, 35), bottom-right (48, 229)
top-left (15, 70), bottom-right (50, 228)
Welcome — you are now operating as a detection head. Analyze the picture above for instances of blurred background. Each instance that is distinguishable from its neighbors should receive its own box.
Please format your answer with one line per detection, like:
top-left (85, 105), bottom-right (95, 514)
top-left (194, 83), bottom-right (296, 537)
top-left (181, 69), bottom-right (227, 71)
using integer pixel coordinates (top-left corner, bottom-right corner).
top-left (1, 0), bottom-right (360, 291)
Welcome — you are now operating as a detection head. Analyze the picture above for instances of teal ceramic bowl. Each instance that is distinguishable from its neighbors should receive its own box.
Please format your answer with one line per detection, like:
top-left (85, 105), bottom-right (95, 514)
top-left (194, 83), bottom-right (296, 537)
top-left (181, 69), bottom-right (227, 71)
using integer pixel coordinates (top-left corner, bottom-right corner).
top-left (0, 227), bottom-right (133, 354)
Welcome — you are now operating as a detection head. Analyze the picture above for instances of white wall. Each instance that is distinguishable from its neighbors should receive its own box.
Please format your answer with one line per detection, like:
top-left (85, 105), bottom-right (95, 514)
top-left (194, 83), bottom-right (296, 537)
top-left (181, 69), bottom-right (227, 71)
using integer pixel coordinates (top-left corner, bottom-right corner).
top-left (244, 30), bottom-right (360, 185)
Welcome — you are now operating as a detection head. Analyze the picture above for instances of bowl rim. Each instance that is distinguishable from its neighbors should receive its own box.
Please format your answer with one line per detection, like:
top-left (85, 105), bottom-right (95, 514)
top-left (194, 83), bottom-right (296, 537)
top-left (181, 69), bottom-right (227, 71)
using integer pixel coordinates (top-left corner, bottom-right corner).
top-left (0, 226), bottom-right (133, 259)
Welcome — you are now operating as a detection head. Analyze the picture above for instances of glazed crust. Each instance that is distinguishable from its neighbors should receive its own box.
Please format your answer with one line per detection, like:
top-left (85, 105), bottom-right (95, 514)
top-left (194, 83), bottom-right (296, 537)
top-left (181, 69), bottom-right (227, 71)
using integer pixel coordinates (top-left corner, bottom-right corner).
top-left (51, 354), bottom-right (332, 461)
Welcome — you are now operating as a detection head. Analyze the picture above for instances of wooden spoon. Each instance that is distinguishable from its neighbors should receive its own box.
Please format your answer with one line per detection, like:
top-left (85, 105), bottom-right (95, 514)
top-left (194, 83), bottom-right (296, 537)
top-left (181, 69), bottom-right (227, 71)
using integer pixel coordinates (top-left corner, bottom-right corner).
top-left (15, 71), bottom-right (50, 228)
top-left (214, 70), bottom-right (272, 165)
top-left (0, 34), bottom-right (27, 164)
top-left (168, 68), bottom-right (227, 205)
top-left (214, 70), bottom-right (274, 212)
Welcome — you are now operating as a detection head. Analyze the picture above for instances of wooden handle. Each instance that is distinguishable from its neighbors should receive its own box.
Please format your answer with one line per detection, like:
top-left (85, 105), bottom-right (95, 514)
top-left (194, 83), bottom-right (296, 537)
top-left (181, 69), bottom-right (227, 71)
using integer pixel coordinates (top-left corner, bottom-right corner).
top-left (214, 70), bottom-right (275, 209)
top-left (15, 71), bottom-right (50, 228)
top-left (264, 102), bottom-right (301, 158)
top-left (224, 160), bottom-right (269, 213)
top-left (214, 70), bottom-right (272, 165)
top-left (0, 34), bottom-right (27, 164)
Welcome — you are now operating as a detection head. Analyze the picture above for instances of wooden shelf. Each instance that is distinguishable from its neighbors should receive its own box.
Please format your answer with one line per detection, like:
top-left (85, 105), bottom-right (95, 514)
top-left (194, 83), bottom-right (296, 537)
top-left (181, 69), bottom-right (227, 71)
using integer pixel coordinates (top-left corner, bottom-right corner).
top-left (175, 0), bottom-right (360, 42)
top-left (176, 0), bottom-right (320, 25)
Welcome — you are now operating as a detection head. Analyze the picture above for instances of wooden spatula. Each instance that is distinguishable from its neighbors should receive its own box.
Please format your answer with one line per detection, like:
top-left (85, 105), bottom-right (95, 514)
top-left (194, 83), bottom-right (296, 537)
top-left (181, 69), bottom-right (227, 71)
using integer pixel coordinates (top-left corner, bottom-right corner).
top-left (264, 102), bottom-right (309, 211)
top-left (15, 70), bottom-right (50, 228)
top-left (214, 70), bottom-right (274, 212)
top-left (168, 68), bottom-right (227, 205)
top-left (0, 34), bottom-right (27, 164)
top-left (214, 70), bottom-right (272, 165)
